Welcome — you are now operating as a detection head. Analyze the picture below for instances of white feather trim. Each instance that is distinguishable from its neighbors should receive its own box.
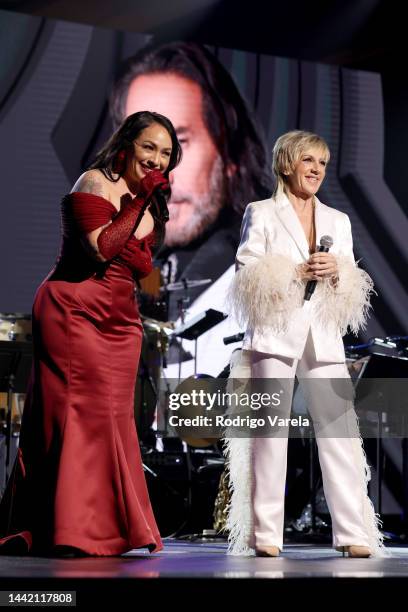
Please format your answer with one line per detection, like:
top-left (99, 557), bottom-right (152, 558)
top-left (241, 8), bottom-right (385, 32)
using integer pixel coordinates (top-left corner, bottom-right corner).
top-left (222, 350), bottom-right (255, 556)
top-left (354, 435), bottom-right (390, 557)
top-left (314, 256), bottom-right (375, 336)
top-left (227, 254), bottom-right (303, 334)
top-left (223, 437), bottom-right (254, 555)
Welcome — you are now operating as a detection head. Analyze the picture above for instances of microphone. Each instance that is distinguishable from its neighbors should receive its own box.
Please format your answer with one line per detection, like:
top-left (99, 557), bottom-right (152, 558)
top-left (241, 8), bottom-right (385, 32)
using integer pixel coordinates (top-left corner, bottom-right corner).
top-left (153, 187), bottom-right (170, 222)
top-left (304, 235), bottom-right (333, 301)
top-left (223, 332), bottom-right (245, 345)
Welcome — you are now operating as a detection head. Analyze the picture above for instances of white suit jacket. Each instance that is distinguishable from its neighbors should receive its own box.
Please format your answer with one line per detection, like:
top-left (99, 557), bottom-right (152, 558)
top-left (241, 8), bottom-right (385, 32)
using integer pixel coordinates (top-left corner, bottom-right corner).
top-left (234, 191), bottom-right (361, 362)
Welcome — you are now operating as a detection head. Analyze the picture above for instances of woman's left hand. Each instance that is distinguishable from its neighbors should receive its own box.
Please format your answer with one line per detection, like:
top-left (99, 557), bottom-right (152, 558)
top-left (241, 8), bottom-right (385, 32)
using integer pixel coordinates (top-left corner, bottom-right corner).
top-left (308, 252), bottom-right (338, 279)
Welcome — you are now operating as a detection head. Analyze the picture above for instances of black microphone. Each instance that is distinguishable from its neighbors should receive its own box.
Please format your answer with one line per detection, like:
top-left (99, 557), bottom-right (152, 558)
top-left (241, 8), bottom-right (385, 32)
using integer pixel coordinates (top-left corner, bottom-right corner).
top-left (304, 235), bottom-right (333, 301)
top-left (153, 187), bottom-right (170, 222)
top-left (223, 332), bottom-right (245, 345)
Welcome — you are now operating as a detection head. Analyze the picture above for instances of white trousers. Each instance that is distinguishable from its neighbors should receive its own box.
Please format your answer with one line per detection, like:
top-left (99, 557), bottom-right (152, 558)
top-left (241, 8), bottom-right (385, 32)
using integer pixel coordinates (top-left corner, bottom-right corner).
top-left (251, 328), bottom-right (371, 550)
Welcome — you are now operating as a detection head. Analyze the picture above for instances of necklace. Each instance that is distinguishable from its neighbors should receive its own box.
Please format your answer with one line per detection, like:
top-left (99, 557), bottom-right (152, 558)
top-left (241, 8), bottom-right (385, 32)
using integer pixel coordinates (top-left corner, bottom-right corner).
top-left (308, 197), bottom-right (316, 254)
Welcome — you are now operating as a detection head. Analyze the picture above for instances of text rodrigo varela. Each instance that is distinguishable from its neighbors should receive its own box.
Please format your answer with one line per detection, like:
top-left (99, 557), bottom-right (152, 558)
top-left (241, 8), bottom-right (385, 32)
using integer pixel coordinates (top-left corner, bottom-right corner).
top-left (166, 390), bottom-right (310, 431)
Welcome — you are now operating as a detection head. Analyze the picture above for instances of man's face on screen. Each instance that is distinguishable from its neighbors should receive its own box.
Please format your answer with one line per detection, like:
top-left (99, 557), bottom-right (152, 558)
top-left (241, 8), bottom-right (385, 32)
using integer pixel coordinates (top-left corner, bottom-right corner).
top-left (125, 73), bottom-right (224, 248)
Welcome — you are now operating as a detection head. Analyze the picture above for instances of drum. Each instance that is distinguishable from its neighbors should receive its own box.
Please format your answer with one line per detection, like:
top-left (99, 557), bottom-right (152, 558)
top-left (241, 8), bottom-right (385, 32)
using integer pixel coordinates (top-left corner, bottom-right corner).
top-left (0, 313), bottom-right (32, 342)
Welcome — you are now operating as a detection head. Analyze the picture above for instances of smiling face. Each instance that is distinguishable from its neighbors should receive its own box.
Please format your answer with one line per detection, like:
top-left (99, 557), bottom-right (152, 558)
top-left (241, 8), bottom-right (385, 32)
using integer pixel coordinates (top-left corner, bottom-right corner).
top-left (285, 146), bottom-right (328, 198)
top-left (125, 122), bottom-right (172, 187)
top-left (125, 72), bottom-right (224, 247)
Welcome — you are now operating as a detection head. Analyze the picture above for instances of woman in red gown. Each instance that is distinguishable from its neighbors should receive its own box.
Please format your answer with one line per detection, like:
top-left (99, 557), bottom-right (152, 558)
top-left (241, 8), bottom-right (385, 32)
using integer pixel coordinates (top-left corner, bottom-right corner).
top-left (0, 111), bottom-right (182, 556)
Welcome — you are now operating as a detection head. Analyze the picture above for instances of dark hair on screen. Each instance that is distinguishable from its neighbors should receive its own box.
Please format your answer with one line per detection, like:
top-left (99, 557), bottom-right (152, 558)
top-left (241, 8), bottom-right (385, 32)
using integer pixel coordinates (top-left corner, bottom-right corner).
top-left (88, 110), bottom-right (182, 250)
top-left (110, 41), bottom-right (273, 215)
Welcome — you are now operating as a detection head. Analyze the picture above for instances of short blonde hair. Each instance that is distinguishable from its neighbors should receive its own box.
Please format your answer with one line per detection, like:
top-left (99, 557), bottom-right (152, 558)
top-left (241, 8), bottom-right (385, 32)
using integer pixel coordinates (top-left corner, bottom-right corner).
top-left (272, 130), bottom-right (330, 196)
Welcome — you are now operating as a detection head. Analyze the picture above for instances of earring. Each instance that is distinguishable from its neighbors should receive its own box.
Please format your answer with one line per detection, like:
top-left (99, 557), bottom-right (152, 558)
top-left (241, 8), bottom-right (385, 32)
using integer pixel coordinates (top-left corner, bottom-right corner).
top-left (114, 150), bottom-right (126, 173)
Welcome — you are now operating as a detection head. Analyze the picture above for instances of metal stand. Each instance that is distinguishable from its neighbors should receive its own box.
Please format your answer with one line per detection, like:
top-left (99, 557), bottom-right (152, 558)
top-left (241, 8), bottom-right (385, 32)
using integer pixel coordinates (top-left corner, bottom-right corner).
top-left (172, 308), bottom-right (227, 376)
top-left (162, 278), bottom-right (212, 382)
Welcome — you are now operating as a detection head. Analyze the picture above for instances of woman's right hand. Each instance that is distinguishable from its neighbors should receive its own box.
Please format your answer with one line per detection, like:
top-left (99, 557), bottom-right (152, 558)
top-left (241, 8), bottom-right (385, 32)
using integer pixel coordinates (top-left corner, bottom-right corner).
top-left (139, 169), bottom-right (169, 198)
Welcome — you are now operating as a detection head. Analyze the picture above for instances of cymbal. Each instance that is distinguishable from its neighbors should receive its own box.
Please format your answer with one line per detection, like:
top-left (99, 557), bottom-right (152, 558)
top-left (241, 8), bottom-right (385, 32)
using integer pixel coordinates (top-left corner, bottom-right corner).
top-left (142, 316), bottom-right (175, 332)
top-left (0, 313), bottom-right (31, 320)
top-left (164, 278), bottom-right (212, 292)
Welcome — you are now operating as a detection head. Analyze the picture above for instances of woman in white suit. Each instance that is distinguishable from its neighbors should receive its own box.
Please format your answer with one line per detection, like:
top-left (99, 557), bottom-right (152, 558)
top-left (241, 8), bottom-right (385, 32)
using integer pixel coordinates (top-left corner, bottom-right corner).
top-left (225, 130), bottom-right (386, 558)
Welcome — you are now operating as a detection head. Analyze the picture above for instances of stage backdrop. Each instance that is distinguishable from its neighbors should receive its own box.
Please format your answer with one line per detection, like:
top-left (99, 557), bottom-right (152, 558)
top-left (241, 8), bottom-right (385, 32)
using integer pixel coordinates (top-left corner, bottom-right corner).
top-left (0, 8), bottom-right (407, 340)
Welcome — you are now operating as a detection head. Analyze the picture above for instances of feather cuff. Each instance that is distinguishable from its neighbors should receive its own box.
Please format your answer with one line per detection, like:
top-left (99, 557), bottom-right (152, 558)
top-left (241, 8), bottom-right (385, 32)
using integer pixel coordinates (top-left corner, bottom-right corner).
top-left (314, 256), bottom-right (375, 336)
top-left (227, 254), bottom-right (303, 334)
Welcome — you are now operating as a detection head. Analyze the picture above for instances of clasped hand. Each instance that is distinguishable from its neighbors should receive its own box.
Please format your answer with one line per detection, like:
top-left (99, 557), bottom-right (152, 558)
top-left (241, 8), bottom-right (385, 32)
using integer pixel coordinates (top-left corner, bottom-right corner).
top-left (297, 252), bottom-right (338, 282)
top-left (139, 169), bottom-right (169, 199)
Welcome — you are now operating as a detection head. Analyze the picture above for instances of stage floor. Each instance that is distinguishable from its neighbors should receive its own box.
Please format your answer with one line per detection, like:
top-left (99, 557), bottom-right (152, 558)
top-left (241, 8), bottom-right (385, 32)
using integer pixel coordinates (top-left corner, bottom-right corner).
top-left (1, 540), bottom-right (408, 579)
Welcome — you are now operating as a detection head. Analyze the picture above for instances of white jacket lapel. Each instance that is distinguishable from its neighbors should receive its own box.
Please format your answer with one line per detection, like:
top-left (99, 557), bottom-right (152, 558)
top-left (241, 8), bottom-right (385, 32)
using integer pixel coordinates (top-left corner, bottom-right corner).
top-left (314, 196), bottom-right (336, 251)
top-left (274, 191), bottom-right (310, 261)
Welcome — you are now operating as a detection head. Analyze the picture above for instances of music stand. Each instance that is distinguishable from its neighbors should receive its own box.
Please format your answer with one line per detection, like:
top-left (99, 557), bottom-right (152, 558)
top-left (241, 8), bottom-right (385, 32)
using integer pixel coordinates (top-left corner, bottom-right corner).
top-left (172, 309), bottom-right (227, 375)
top-left (0, 341), bottom-right (32, 483)
top-left (356, 352), bottom-right (408, 517)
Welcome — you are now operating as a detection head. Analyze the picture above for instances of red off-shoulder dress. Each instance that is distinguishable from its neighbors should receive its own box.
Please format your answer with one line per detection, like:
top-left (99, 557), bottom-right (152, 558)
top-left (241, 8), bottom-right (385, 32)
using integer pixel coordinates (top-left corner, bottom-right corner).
top-left (0, 193), bottom-right (162, 556)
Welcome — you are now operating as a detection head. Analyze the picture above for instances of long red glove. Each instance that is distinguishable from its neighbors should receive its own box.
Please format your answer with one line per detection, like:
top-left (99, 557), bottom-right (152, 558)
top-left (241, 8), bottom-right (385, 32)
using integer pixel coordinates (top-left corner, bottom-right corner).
top-left (96, 170), bottom-right (169, 261)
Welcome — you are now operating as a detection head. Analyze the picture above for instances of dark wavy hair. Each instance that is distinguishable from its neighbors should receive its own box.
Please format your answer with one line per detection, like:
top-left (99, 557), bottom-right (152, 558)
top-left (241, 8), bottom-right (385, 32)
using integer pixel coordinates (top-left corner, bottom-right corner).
top-left (89, 110), bottom-right (182, 249)
top-left (110, 41), bottom-right (273, 215)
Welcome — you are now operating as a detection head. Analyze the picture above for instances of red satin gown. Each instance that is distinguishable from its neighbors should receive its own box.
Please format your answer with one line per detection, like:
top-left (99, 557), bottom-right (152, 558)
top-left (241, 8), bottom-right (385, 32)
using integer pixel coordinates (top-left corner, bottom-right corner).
top-left (0, 192), bottom-right (162, 555)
